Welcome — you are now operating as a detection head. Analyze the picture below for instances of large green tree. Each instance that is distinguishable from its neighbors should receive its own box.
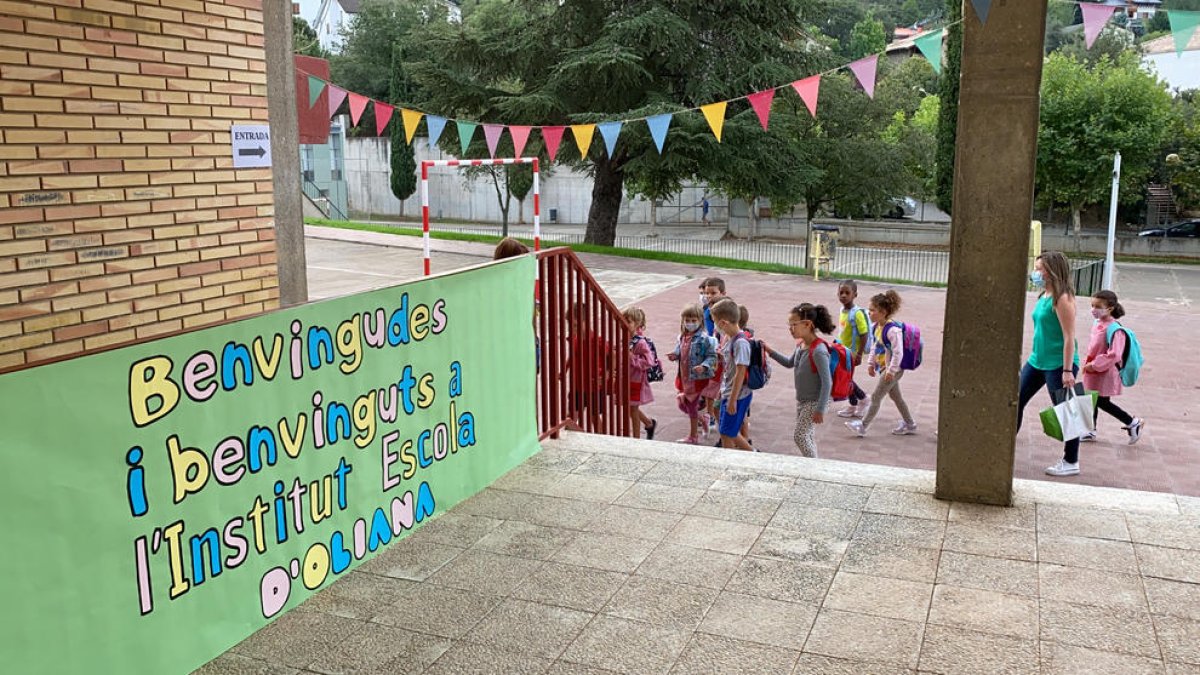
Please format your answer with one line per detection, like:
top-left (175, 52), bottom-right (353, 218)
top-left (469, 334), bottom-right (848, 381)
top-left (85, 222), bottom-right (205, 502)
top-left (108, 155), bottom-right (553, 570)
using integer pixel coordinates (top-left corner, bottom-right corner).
top-left (849, 16), bottom-right (888, 59)
top-left (389, 48), bottom-right (418, 213)
top-left (293, 17), bottom-right (330, 59)
top-left (934, 0), bottom-right (961, 214)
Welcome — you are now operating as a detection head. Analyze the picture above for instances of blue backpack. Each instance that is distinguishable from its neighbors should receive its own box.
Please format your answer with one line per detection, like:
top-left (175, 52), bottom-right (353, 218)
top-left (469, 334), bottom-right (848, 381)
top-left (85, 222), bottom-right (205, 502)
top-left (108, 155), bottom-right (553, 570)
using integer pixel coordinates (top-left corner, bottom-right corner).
top-left (1105, 322), bottom-right (1143, 387)
top-left (735, 332), bottom-right (771, 390)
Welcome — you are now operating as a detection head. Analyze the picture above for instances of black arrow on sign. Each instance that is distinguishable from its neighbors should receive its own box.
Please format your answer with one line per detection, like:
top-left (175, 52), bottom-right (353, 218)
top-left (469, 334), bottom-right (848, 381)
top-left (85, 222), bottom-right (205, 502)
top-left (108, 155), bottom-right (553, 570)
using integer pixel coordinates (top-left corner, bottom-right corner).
top-left (239, 146), bottom-right (267, 157)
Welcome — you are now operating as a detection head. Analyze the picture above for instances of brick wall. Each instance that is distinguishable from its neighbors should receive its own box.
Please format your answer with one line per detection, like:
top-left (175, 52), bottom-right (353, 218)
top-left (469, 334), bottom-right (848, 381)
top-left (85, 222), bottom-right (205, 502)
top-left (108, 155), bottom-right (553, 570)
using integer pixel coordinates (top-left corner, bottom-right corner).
top-left (0, 0), bottom-right (280, 370)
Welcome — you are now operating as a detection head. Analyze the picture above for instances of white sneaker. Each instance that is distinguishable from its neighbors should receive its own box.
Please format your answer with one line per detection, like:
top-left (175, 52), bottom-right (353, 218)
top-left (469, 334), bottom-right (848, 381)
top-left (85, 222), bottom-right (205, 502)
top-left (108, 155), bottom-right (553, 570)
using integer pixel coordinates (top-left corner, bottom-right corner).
top-left (845, 420), bottom-right (866, 437)
top-left (891, 421), bottom-right (918, 436)
top-left (855, 395), bottom-right (871, 416)
top-left (1125, 418), bottom-right (1144, 445)
top-left (1079, 431), bottom-right (1097, 443)
top-left (836, 406), bottom-right (859, 418)
top-left (1045, 460), bottom-right (1080, 476)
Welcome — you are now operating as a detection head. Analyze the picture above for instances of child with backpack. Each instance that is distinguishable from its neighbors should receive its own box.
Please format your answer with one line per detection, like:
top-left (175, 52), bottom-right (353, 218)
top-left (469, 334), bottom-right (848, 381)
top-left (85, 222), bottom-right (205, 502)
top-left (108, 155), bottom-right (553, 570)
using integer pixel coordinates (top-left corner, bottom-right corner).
top-left (710, 298), bottom-right (757, 452)
top-left (667, 303), bottom-right (718, 444)
top-left (846, 290), bottom-right (920, 437)
top-left (1081, 290), bottom-right (1145, 444)
top-left (765, 303), bottom-right (836, 458)
top-left (623, 306), bottom-right (660, 440)
top-left (835, 280), bottom-right (872, 419)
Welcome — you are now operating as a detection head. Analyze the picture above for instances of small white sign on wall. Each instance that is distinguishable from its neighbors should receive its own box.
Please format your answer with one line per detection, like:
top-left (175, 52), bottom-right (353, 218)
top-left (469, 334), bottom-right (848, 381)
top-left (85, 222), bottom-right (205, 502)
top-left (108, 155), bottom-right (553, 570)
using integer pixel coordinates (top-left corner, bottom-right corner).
top-left (231, 125), bottom-right (272, 168)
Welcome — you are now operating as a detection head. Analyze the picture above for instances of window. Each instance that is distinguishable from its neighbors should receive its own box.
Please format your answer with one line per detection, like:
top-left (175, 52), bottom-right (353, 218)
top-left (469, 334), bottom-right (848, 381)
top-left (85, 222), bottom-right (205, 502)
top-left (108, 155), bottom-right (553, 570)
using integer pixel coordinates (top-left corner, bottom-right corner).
top-left (301, 145), bottom-right (315, 182)
top-left (330, 127), bottom-right (344, 182)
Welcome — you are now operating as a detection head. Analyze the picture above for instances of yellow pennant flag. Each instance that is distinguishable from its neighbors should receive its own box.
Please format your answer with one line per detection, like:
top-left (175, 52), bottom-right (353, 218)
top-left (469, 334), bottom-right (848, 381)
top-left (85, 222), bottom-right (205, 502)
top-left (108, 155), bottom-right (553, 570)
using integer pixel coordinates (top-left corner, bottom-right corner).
top-left (401, 108), bottom-right (424, 145)
top-left (570, 124), bottom-right (596, 159)
top-left (701, 101), bottom-right (728, 143)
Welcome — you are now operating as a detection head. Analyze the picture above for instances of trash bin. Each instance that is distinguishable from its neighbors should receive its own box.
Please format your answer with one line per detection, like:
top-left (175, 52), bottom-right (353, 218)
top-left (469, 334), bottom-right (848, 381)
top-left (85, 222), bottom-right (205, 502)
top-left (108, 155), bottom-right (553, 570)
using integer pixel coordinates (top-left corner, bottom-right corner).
top-left (808, 223), bottom-right (840, 277)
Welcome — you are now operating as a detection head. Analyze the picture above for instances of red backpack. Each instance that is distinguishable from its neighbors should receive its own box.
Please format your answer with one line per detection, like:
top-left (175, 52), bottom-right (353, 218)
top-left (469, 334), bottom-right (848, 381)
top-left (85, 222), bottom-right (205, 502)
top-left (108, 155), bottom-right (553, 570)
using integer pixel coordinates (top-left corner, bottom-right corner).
top-left (808, 339), bottom-right (855, 401)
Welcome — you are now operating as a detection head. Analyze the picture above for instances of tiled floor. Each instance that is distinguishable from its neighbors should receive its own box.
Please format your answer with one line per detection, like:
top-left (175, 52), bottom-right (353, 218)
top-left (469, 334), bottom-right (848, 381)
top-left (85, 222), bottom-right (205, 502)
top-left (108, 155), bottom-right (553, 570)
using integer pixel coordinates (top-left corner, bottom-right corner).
top-left (200, 432), bottom-right (1200, 674)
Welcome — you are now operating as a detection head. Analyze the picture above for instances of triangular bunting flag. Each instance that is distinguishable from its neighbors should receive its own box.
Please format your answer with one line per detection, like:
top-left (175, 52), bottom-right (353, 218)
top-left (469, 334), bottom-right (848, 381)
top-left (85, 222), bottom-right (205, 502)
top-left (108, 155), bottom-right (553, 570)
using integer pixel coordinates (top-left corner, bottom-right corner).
top-left (510, 125), bottom-right (532, 157)
top-left (483, 124), bottom-right (504, 158)
top-left (307, 75), bottom-right (326, 108)
top-left (970, 0), bottom-right (992, 25)
top-left (426, 115), bottom-right (447, 150)
top-left (1081, 3), bottom-right (1115, 49)
top-left (570, 124), bottom-right (595, 159)
top-left (541, 126), bottom-right (565, 161)
top-left (790, 75), bottom-right (820, 118)
top-left (375, 102), bottom-right (394, 136)
top-left (400, 108), bottom-right (423, 144)
top-left (746, 89), bottom-right (775, 130)
top-left (347, 92), bottom-right (369, 127)
top-left (848, 55), bottom-right (878, 99)
top-left (913, 31), bottom-right (944, 74)
top-left (701, 101), bottom-right (727, 142)
top-left (457, 120), bottom-right (477, 155)
top-left (645, 114), bottom-right (672, 154)
top-left (327, 86), bottom-right (347, 118)
top-left (597, 121), bottom-right (622, 157)
top-left (1170, 10), bottom-right (1200, 56)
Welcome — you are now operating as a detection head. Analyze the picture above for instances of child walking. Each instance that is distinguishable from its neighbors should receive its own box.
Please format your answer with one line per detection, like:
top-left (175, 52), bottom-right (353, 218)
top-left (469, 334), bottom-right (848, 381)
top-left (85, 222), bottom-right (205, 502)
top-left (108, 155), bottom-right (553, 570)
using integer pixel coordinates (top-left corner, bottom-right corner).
top-left (710, 298), bottom-right (755, 451)
top-left (845, 290), bottom-right (917, 437)
top-left (623, 307), bottom-right (658, 440)
top-left (667, 304), bottom-right (718, 444)
top-left (766, 303), bottom-right (835, 458)
top-left (1081, 291), bottom-right (1145, 444)
top-left (835, 280), bottom-right (872, 419)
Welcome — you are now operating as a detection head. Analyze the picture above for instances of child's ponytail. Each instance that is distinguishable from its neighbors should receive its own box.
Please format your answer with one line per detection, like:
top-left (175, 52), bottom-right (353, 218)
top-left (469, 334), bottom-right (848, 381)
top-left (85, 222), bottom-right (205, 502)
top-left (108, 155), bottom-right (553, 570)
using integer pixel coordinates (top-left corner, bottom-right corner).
top-left (793, 303), bottom-right (837, 334)
top-left (871, 290), bottom-right (902, 318)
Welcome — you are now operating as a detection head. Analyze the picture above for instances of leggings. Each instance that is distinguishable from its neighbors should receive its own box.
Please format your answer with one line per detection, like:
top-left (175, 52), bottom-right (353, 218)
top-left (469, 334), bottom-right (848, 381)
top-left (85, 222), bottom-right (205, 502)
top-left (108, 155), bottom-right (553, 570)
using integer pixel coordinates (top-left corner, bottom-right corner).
top-left (1094, 396), bottom-right (1133, 427)
top-left (793, 400), bottom-right (819, 458)
top-left (861, 371), bottom-right (913, 429)
top-left (1017, 362), bottom-right (1080, 464)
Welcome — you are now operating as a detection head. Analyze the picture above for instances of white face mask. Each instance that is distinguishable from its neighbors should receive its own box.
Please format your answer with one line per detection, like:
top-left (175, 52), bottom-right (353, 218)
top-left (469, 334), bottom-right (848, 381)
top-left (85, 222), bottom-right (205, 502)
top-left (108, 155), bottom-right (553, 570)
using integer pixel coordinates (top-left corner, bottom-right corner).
top-left (699, 294), bottom-right (707, 305)
top-left (683, 321), bottom-right (700, 332)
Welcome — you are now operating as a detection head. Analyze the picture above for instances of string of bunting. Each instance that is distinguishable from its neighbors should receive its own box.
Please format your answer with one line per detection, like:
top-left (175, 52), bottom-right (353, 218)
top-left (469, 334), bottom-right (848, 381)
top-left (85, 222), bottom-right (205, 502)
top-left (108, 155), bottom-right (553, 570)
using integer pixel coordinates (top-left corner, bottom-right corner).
top-left (300, 2), bottom-right (1200, 161)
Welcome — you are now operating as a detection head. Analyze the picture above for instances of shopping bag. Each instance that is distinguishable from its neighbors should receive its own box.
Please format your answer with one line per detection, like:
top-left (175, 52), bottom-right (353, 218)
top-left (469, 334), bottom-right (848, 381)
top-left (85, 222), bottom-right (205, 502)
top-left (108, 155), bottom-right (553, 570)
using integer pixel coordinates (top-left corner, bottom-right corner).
top-left (1039, 385), bottom-right (1096, 442)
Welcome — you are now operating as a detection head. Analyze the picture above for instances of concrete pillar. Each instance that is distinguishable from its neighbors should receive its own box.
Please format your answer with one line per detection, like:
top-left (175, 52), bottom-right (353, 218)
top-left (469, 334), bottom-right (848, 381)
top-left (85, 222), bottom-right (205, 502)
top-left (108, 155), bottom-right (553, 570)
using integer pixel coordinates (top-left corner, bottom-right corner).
top-left (935, 0), bottom-right (1047, 505)
top-left (263, 1), bottom-right (308, 306)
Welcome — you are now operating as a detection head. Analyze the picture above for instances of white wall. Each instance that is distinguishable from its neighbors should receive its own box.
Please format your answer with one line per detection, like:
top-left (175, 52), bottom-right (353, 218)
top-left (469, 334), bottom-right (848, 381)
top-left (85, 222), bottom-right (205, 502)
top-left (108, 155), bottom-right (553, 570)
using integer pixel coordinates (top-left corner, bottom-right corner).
top-left (1144, 52), bottom-right (1200, 92)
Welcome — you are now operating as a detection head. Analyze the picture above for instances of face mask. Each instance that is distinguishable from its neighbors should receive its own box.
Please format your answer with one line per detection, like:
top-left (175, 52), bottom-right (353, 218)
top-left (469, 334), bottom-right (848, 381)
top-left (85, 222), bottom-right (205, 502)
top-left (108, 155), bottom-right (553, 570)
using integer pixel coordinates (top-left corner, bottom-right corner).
top-left (699, 294), bottom-right (707, 305)
top-left (1091, 308), bottom-right (1108, 320)
top-left (683, 321), bottom-right (700, 332)
top-left (1030, 270), bottom-right (1045, 288)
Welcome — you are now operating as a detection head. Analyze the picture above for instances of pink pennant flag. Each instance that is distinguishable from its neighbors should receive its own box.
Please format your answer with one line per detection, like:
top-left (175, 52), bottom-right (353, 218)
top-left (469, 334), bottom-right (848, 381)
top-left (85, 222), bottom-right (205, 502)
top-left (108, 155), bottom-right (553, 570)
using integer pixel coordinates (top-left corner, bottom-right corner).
top-left (327, 86), bottom-right (347, 118)
top-left (1081, 3), bottom-right (1115, 49)
top-left (375, 102), bottom-right (394, 136)
top-left (347, 93), bottom-right (369, 127)
top-left (848, 55), bottom-right (878, 99)
top-left (541, 126), bottom-right (565, 162)
top-left (747, 89), bottom-right (776, 130)
top-left (510, 125), bottom-right (532, 157)
top-left (790, 75), bottom-right (821, 118)
top-left (483, 124), bottom-right (505, 158)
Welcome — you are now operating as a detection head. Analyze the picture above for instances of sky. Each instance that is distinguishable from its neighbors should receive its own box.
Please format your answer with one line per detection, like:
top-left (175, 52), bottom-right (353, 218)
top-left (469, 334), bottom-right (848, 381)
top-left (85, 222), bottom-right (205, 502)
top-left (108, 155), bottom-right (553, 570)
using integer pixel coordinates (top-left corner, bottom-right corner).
top-left (296, 0), bottom-right (322, 24)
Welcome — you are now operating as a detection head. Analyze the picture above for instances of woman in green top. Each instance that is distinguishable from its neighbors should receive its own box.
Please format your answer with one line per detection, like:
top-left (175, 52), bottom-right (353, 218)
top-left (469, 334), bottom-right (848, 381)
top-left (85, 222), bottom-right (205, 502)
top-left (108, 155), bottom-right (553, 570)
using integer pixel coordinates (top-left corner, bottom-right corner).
top-left (1016, 252), bottom-right (1081, 476)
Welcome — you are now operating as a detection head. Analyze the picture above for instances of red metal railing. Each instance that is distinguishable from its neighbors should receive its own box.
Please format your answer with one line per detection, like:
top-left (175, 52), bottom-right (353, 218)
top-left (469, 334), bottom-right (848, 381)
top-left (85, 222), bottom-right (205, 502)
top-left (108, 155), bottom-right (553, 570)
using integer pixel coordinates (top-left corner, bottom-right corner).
top-left (536, 247), bottom-right (631, 440)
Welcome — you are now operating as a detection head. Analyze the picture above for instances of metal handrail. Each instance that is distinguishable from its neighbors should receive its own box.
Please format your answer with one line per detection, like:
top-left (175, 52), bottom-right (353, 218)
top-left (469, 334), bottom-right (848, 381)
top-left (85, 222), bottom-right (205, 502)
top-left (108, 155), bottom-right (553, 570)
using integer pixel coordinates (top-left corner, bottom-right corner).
top-left (302, 179), bottom-right (348, 221)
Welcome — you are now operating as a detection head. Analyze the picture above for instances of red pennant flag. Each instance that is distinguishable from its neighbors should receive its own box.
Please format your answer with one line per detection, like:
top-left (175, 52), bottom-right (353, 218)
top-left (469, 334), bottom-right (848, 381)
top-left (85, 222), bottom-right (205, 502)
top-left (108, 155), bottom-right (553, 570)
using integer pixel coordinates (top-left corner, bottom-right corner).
top-left (790, 75), bottom-right (821, 118)
top-left (541, 126), bottom-right (565, 162)
top-left (747, 89), bottom-right (776, 130)
top-left (510, 125), bottom-right (532, 157)
top-left (347, 93), bottom-right (369, 127)
top-left (375, 102), bottom-right (394, 136)
top-left (327, 86), bottom-right (347, 119)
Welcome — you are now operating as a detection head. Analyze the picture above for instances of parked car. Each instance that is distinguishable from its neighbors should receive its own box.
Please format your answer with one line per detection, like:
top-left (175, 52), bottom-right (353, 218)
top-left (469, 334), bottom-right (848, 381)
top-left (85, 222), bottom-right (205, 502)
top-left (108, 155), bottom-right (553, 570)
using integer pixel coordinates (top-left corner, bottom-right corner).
top-left (1138, 220), bottom-right (1199, 238)
top-left (832, 196), bottom-right (917, 220)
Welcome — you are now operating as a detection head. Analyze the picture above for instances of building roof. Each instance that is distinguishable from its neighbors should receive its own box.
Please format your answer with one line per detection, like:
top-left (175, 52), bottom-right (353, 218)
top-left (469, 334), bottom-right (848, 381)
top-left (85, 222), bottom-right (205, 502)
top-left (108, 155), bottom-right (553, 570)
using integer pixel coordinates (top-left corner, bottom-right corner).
top-left (337, 0), bottom-right (360, 12)
top-left (1142, 30), bottom-right (1200, 55)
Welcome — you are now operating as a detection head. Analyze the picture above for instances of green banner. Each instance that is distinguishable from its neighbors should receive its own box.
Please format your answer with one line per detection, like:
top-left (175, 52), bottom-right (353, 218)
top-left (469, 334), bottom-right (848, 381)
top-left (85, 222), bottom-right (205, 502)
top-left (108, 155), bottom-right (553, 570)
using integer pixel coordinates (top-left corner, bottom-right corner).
top-left (0, 257), bottom-right (539, 674)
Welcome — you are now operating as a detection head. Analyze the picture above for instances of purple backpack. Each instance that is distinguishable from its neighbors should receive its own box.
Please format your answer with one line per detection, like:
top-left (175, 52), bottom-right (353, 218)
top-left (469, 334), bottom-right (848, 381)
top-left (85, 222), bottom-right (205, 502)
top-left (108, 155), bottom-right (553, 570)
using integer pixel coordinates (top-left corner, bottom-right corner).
top-left (880, 321), bottom-right (923, 370)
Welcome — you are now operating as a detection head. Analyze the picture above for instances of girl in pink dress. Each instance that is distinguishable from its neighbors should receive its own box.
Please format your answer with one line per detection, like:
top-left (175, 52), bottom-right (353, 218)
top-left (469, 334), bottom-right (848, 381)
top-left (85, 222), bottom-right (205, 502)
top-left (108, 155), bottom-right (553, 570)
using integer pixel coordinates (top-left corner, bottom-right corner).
top-left (623, 307), bottom-right (658, 439)
top-left (1081, 291), bottom-right (1144, 444)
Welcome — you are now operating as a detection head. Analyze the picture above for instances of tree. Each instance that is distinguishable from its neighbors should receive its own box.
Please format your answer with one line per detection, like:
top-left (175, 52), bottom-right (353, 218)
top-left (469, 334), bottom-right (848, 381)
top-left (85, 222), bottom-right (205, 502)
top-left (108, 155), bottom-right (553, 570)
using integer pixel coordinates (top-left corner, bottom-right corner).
top-left (849, 16), bottom-right (887, 60)
top-left (465, 164), bottom-right (515, 233)
top-left (293, 17), bottom-right (330, 59)
top-left (1035, 52), bottom-right (1175, 237)
top-left (934, 0), bottom-right (961, 214)
top-left (332, 0), bottom-right (445, 102)
top-left (508, 164), bottom-right (534, 224)
top-left (1158, 91), bottom-right (1200, 212)
top-left (389, 48), bottom-right (418, 213)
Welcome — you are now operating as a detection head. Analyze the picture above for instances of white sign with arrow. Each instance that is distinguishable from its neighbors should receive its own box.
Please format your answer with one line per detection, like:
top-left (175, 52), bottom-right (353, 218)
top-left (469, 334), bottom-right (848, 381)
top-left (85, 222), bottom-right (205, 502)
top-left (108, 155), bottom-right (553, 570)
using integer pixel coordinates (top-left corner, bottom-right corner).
top-left (230, 124), bottom-right (272, 168)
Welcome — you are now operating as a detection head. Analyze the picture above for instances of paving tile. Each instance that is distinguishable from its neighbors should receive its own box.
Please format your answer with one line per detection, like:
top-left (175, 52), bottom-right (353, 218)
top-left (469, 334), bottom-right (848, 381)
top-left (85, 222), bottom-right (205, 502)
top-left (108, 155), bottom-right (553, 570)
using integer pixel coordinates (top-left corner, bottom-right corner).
top-left (546, 662), bottom-right (621, 675)
top-left (524, 447), bottom-right (593, 473)
top-left (803, 609), bottom-right (924, 669)
top-left (935, 551), bottom-right (1039, 597)
top-left (1039, 600), bottom-right (1160, 658)
top-left (1136, 544), bottom-right (1200, 584)
top-left (464, 598), bottom-right (594, 660)
top-left (545, 474), bottom-right (635, 503)
top-left (552, 532), bottom-right (657, 573)
top-left (305, 623), bottom-right (449, 675)
top-left (688, 490), bottom-right (782, 525)
top-left (853, 513), bottom-right (945, 549)
top-left (917, 625), bottom-right (1039, 675)
top-left (1039, 564), bottom-right (1148, 611)
top-left (572, 454), bottom-right (658, 481)
top-left (518, 494), bottom-right (605, 529)
top-left (942, 522), bottom-right (1036, 561)
top-left (192, 653), bottom-right (298, 675)
top-left (790, 653), bottom-right (915, 674)
top-left (839, 541), bottom-right (940, 583)
top-left (560, 615), bottom-right (691, 674)
top-left (947, 501), bottom-right (1037, 530)
top-left (1037, 534), bottom-right (1139, 574)
top-left (356, 540), bottom-right (465, 581)
top-left (511, 561), bottom-right (628, 612)
top-left (601, 576), bottom-right (719, 630)
top-left (1153, 614), bottom-right (1200, 665)
top-left (299, 571), bottom-right (414, 620)
top-left (1040, 641), bottom-right (1166, 675)
top-left (1126, 513), bottom-right (1200, 551)
top-left (472, 520), bottom-right (576, 559)
top-left (787, 479), bottom-right (871, 511)
top-left (371, 583), bottom-right (502, 639)
top-left (1038, 504), bottom-right (1131, 541)
top-left (409, 512), bottom-right (503, 548)
top-left (635, 541), bottom-right (741, 590)
top-left (232, 610), bottom-right (364, 669)
top-left (450, 487), bottom-right (534, 521)
top-left (638, 461), bottom-right (727, 490)
top-left (697, 591), bottom-right (818, 649)
top-left (424, 549), bottom-right (543, 596)
top-left (668, 633), bottom-right (799, 674)
top-left (725, 557), bottom-right (835, 604)
top-left (927, 584), bottom-right (1038, 639)
top-left (864, 487), bottom-right (949, 520)
top-left (663, 514), bottom-right (763, 555)
top-left (1178, 496), bottom-right (1200, 519)
top-left (1168, 662), bottom-right (1200, 675)
top-left (709, 470), bottom-right (795, 499)
top-left (1144, 577), bottom-right (1200, 620)
top-left (748, 528), bottom-right (848, 567)
top-left (821, 572), bottom-right (932, 623)
top-left (584, 504), bottom-right (683, 541)
top-left (491, 465), bottom-right (570, 494)
top-left (768, 503), bottom-right (861, 539)
top-left (613, 483), bottom-right (704, 514)
top-left (423, 642), bottom-right (554, 675)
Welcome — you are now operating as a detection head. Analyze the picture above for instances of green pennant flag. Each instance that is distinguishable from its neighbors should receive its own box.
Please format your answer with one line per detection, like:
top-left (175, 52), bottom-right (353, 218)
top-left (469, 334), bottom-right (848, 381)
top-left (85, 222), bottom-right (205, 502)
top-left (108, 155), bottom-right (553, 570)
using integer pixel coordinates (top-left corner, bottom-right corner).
top-left (1170, 10), bottom-right (1200, 56)
top-left (456, 120), bottom-right (478, 155)
top-left (307, 75), bottom-right (326, 108)
top-left (913, 30), bottom-right (943, 74)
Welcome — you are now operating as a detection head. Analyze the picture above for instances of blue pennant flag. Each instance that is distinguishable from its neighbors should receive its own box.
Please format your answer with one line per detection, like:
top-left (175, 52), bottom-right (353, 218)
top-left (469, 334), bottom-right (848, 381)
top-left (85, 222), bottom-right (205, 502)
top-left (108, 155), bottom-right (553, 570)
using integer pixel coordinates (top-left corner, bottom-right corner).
top-left (426, 115), bottom-right (447, 150)
top-left (597, 121), bottom-right (623, 158)
top-left (970, 0), bottom-right (992, 24)
top-left (646, 114), bottom-right (672, 154)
